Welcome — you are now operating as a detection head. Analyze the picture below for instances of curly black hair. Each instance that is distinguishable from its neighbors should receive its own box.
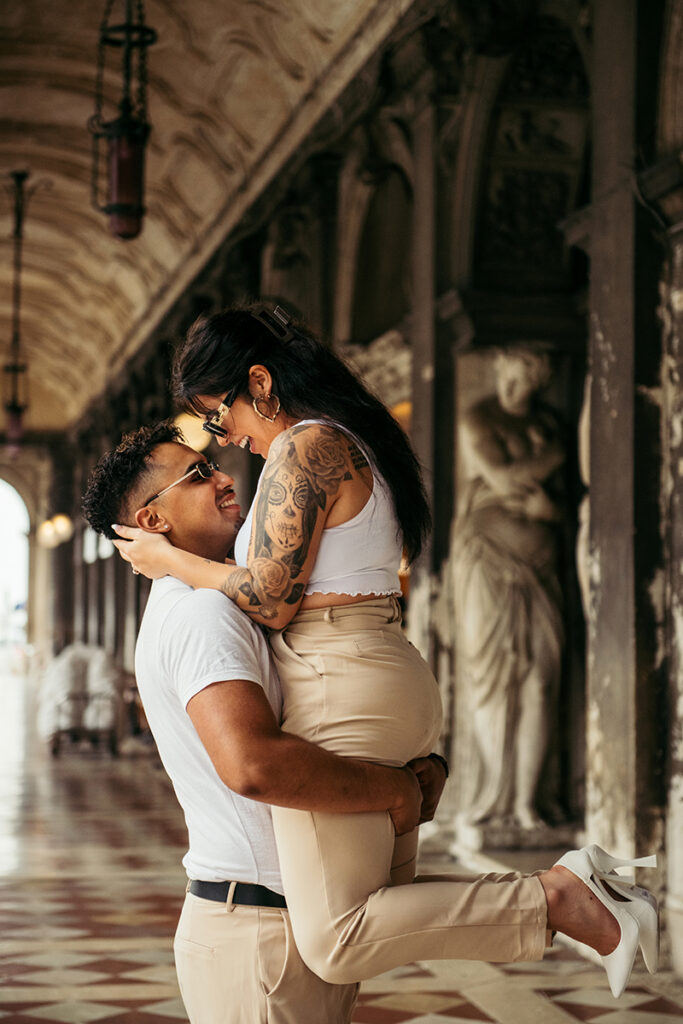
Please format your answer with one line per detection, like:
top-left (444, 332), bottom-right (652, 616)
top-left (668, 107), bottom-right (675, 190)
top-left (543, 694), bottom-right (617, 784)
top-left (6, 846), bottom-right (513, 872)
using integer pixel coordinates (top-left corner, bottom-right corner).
top-left (82, 421), bottom-right (183, 539)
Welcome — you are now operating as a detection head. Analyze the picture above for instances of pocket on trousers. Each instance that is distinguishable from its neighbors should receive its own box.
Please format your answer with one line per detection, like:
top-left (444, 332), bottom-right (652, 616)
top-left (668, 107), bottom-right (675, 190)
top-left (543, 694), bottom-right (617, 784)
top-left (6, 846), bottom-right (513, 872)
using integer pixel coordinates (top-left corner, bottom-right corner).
top-left (351, 633), bottom-right (388, 655)
top-left (274, 631), bottom-right (324, 679)
top-left (174, 936), bottom-right (216, 961)
top-left (257, 909), bottom-right (291, 999)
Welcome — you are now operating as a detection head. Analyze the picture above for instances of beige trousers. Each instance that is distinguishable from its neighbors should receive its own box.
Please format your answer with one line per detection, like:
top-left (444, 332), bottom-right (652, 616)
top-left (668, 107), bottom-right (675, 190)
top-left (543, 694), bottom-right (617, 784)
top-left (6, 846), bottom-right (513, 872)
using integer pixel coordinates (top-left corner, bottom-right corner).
top-left (174, 890), bottom-right (358, 1023)
top-left (269, 597), bottom-right (549, 985)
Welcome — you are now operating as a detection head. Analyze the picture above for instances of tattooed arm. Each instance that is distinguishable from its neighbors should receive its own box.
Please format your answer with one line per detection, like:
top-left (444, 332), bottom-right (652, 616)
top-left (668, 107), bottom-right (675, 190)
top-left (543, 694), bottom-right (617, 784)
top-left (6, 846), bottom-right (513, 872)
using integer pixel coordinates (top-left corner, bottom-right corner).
top-left (162, 423), bottom-right (372, 628)
top-left (220, 423), bottom-right (367, 627)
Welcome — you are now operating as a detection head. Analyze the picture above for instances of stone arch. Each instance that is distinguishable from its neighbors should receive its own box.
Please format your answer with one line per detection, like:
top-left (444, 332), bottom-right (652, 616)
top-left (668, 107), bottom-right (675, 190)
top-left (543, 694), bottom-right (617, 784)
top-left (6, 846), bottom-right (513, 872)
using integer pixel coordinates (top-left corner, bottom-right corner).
top-left (0, 450), bottom-right (54, 661)
top-left (473, 14), bottom-right (590, 308)
top-left (351, 168), bottom-right (412, 344)
top-left (0, 463), bottom-right (40, 531)
top-left (0, 479), bottom-right (30, 644)
top-left (334, 115), bottom-right (415, 345)
top-left (447, 2), bottom-right (591, 300)
top-left (441, 3), bottom-right (593, 836)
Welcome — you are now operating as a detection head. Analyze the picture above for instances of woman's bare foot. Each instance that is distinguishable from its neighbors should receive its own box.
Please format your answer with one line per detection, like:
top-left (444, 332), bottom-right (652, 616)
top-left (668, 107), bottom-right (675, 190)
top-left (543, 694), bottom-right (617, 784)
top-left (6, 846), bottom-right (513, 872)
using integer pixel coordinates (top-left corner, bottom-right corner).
top-left (539, 865), bottom-right (621, 955)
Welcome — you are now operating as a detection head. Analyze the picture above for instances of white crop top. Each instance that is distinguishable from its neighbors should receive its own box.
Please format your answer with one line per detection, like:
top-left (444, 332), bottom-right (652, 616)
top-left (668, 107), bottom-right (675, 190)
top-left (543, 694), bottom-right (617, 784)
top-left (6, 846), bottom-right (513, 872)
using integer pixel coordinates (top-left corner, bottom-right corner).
top-left (233, 419), bottom-right (403, 596)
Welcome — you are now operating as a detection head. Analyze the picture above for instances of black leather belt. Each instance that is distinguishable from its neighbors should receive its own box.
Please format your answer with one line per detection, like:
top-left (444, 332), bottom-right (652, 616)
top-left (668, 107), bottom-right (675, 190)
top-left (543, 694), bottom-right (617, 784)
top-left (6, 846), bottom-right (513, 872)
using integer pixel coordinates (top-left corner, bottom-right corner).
top-left (189, 879), bottom-right (287, 909)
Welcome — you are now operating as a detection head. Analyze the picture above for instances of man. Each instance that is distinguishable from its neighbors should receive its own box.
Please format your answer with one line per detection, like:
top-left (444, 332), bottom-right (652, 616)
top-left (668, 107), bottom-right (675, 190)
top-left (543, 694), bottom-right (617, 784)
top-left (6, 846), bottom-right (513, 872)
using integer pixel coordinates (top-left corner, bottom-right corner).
top-left (82, 421), bottom-right (443, 1024)
top-left (83, 422), bottom-right (637, 1011)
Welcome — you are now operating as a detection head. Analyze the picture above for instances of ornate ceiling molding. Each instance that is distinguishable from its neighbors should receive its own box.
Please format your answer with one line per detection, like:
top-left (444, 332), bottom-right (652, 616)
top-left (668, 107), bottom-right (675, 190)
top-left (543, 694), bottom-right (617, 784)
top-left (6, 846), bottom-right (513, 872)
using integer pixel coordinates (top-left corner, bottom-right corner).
top-left (0, 0), bottom-right (420, 434)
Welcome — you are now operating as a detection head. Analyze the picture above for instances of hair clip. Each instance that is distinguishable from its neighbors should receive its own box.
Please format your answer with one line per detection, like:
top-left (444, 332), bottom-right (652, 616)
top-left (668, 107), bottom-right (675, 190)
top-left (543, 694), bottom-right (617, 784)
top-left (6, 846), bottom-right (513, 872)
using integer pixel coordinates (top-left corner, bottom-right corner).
top-left (272, 306), bottom-right (289, 328)
top-left (250, 305), bottom-right (298, 344)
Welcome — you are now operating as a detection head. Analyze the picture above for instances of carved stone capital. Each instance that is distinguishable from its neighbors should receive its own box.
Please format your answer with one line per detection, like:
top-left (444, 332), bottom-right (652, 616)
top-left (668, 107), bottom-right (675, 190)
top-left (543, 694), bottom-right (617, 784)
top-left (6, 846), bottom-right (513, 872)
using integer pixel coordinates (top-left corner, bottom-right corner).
top-left (638, 153), bottom-right (683, 240)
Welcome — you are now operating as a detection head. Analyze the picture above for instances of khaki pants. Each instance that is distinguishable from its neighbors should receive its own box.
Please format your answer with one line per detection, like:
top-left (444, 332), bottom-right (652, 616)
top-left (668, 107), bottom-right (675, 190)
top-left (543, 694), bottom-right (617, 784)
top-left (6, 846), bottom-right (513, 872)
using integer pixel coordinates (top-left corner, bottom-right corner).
top-left (174, 891), bottom-right (358, 1023)
top-left (269, 597), bottom-right (549, 985)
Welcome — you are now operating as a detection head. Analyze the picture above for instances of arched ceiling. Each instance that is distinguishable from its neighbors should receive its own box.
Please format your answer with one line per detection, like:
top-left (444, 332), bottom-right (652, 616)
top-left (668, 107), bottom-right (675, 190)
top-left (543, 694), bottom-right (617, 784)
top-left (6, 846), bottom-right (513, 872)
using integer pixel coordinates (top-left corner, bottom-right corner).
top-left (0, 0), bottom-right (417, 434)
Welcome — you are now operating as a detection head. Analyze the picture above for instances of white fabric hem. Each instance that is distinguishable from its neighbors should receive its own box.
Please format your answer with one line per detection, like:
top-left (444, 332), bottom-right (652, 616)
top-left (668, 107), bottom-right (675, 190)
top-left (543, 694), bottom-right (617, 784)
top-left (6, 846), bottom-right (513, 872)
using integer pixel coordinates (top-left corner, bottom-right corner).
top-left (303, 588), bottom-right (401, 597)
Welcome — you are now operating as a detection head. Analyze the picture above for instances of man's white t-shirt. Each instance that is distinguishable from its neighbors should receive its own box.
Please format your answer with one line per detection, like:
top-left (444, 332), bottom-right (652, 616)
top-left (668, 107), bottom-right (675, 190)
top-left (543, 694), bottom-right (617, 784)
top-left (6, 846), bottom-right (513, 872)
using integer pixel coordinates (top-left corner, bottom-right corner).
top-left (135, 576), bottom-right (284, 893)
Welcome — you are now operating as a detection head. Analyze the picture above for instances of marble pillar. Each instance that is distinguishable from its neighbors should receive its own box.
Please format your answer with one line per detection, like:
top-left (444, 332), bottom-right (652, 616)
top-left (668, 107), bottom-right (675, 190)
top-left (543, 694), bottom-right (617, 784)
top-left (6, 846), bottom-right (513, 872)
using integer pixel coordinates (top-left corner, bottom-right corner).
top-left (406, 74), bottom-right (436, 661)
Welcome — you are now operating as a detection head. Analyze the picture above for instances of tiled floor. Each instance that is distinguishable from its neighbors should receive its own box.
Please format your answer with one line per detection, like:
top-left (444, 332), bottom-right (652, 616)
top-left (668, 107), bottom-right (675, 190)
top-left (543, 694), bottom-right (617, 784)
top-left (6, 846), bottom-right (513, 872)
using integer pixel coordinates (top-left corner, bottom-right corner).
top-left (2, 662), bottom-right (683, 1024)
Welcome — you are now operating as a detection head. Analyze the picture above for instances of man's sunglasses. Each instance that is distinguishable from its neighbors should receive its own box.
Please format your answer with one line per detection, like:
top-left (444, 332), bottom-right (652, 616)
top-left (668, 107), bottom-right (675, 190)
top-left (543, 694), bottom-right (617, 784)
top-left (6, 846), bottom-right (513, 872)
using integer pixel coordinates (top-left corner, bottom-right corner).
top-left (143, 461), bottom-right (220, 506)
top-left (202, 306), bottom-right (296, 439)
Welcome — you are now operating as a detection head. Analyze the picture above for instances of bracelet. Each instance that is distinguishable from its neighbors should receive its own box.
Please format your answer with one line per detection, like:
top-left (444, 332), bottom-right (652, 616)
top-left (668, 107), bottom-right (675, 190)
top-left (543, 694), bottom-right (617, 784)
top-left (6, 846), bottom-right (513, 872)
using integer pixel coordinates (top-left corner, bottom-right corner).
top-left (427, 752), bottom-right (449, 778)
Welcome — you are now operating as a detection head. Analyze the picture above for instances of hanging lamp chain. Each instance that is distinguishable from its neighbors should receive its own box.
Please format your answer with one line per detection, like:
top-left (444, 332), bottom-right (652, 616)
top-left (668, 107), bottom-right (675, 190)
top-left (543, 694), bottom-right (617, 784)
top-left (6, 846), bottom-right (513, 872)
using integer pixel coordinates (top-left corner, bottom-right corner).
top-left (10, 171), bottom-right (27, 365)
top-left (89, 0), bottom-right (115, 210)
top-left (4, 169), bottom-right (30, 421)
top-left (91, 0), bottom-right (116, 132)
top-left (88, 0), bottom-right (155, 215)
top-left (136, 0), bottom-right (149, 122)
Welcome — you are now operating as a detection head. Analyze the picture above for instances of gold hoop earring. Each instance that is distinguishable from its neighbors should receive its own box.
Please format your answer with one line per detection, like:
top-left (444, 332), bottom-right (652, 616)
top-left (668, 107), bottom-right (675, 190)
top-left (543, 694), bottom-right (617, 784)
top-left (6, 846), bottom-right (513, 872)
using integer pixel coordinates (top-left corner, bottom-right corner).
top-left (253, 394), bottom-right (281, 422)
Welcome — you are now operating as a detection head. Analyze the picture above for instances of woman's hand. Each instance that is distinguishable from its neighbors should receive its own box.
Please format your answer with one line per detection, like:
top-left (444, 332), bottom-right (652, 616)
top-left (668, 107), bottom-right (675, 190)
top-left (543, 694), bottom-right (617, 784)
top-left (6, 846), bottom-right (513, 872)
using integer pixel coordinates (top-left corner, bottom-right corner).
top-left (111, 525), bottom-right (175, 579)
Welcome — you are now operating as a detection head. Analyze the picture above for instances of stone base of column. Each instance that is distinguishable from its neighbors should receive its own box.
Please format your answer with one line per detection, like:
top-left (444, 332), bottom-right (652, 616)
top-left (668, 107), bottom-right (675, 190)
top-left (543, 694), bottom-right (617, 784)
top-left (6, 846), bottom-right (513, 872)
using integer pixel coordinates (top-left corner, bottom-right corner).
top-left (668, 899), bottom-right (683, 975)
top-left (452, 817), bottom-right (581, 853)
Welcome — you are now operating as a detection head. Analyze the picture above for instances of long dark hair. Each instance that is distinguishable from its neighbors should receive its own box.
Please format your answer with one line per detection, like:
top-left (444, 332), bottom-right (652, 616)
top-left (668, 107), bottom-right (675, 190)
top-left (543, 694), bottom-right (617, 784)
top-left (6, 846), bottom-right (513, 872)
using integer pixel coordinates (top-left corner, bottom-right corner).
top-left (171, 304), bottom-right (431, 562)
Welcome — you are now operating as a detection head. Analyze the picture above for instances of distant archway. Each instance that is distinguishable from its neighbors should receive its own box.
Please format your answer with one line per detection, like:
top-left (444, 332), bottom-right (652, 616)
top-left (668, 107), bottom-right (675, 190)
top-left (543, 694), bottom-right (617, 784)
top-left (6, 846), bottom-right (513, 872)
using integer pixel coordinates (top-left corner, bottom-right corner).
top-left (0, 479), bottom-right (30, 649)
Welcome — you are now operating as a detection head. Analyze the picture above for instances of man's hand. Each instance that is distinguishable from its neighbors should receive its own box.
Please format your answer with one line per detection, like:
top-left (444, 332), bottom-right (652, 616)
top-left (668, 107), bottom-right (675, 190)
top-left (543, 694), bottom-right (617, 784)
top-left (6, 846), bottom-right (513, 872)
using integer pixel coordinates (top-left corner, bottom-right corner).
top-left (408, 756), bottom-right (448, 823)
top-left (387, 766), bottom-right (423, 835)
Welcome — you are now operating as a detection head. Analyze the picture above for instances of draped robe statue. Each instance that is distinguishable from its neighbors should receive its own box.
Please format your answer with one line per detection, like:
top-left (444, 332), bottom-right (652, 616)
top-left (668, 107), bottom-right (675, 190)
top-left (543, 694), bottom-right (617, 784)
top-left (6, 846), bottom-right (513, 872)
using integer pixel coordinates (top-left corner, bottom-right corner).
top-left (450, 347), bottom-right (565, 832)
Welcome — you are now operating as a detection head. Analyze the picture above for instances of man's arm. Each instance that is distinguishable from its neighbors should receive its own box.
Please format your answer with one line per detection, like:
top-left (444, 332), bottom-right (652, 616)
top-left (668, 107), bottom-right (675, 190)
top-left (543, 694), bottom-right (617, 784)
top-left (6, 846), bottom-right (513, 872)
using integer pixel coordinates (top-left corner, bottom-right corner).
top-left (186, 678), bottom-right (423, 835)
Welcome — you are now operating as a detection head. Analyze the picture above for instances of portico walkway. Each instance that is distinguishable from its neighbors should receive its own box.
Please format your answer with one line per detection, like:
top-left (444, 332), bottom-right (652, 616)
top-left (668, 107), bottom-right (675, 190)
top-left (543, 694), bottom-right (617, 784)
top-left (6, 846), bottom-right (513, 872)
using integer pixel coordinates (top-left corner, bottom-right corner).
top-left (1, 664), bottom-right (681, 1024)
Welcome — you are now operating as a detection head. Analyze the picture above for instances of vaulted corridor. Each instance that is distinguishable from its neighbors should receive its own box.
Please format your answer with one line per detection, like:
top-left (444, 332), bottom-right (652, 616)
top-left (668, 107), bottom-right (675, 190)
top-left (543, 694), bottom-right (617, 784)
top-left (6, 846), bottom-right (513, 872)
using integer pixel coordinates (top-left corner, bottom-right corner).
top-left (4, 0), bottom-right (683, 1015)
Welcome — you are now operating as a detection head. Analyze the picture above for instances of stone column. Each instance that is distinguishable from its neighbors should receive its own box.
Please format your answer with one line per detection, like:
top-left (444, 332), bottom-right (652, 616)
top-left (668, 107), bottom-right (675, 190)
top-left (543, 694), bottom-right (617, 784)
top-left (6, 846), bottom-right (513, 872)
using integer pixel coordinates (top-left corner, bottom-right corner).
top-left (585, 0), bottom-right (638, 852)
top-left (121, 569), bottom-right (139, 674)
top-left (406, 73), bottom-right (436, 660)
top-left (641, 159), bottom-right (683, 976)
top-left (51, 541), bottom-right (74, 653)
top-left (663, 227), bottom-right (683, 974)
top-left (101, 551), bottom-right (117, 654)
top-left (586, 0), bottom-right (663, 867)
top-left (49, 449), bottom-right (75, 654)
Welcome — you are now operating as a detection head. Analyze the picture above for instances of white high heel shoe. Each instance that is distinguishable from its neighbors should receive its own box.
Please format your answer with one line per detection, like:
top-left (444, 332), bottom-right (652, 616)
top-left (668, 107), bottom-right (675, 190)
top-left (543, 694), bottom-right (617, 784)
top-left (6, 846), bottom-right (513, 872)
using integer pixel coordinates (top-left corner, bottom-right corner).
top-left (580, 844), bottom-right (659, 974)
top-left (582, 844), bottom-right (657, 876)
top-left (604, 876), bottom-right (659, 973)
top-left (555, 846), bottom-right (658, 998)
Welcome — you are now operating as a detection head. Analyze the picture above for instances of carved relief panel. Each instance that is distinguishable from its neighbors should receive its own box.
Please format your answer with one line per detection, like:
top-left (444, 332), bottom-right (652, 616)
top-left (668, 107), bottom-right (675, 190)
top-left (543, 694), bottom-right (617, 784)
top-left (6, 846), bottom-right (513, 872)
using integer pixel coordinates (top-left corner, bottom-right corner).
top-left (475, 15), bottom-right (590, 294)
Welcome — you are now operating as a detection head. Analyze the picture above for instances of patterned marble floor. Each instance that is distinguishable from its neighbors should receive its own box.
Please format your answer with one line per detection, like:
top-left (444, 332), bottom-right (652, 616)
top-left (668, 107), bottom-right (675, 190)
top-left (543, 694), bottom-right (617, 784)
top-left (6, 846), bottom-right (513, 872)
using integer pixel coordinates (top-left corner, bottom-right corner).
top-left (2, 662), bottom-right (683, 1024)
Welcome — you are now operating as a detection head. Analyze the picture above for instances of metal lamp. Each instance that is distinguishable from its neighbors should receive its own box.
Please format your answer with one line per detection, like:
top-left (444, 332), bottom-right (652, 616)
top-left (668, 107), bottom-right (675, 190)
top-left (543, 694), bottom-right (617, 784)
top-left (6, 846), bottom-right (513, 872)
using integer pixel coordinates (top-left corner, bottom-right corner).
top-left (88, 0), bottom-right (157, 240)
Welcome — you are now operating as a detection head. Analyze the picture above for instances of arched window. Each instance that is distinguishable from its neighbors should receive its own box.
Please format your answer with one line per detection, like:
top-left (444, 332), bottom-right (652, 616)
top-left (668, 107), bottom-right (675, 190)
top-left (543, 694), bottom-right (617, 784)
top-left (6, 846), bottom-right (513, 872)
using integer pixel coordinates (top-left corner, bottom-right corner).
top-left (0, 480), bottom-right (30, 650)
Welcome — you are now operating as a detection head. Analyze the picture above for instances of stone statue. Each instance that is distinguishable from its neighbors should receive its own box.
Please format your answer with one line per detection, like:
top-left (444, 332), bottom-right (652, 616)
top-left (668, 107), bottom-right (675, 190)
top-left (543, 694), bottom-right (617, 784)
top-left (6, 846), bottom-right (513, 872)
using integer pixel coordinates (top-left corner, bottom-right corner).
top-left (449, 346), bottom-right (565, 834)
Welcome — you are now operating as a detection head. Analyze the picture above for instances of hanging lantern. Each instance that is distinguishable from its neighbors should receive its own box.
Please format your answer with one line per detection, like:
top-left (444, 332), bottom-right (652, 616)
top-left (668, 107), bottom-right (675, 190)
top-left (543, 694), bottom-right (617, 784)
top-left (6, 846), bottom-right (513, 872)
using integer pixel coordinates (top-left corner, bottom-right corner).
top-left (3, 365), bottom-right (28, 447)
top-left (3, 170), bottom-right (29, 456)
top-left (88, 0), bottom-right (157, 240)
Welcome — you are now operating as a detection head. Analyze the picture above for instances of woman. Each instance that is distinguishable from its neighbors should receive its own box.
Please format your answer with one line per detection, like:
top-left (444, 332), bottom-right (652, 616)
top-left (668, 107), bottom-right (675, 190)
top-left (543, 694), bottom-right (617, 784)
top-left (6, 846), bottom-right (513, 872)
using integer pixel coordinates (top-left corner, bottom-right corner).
top-left (113, 303), bottom-right (656, 996)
